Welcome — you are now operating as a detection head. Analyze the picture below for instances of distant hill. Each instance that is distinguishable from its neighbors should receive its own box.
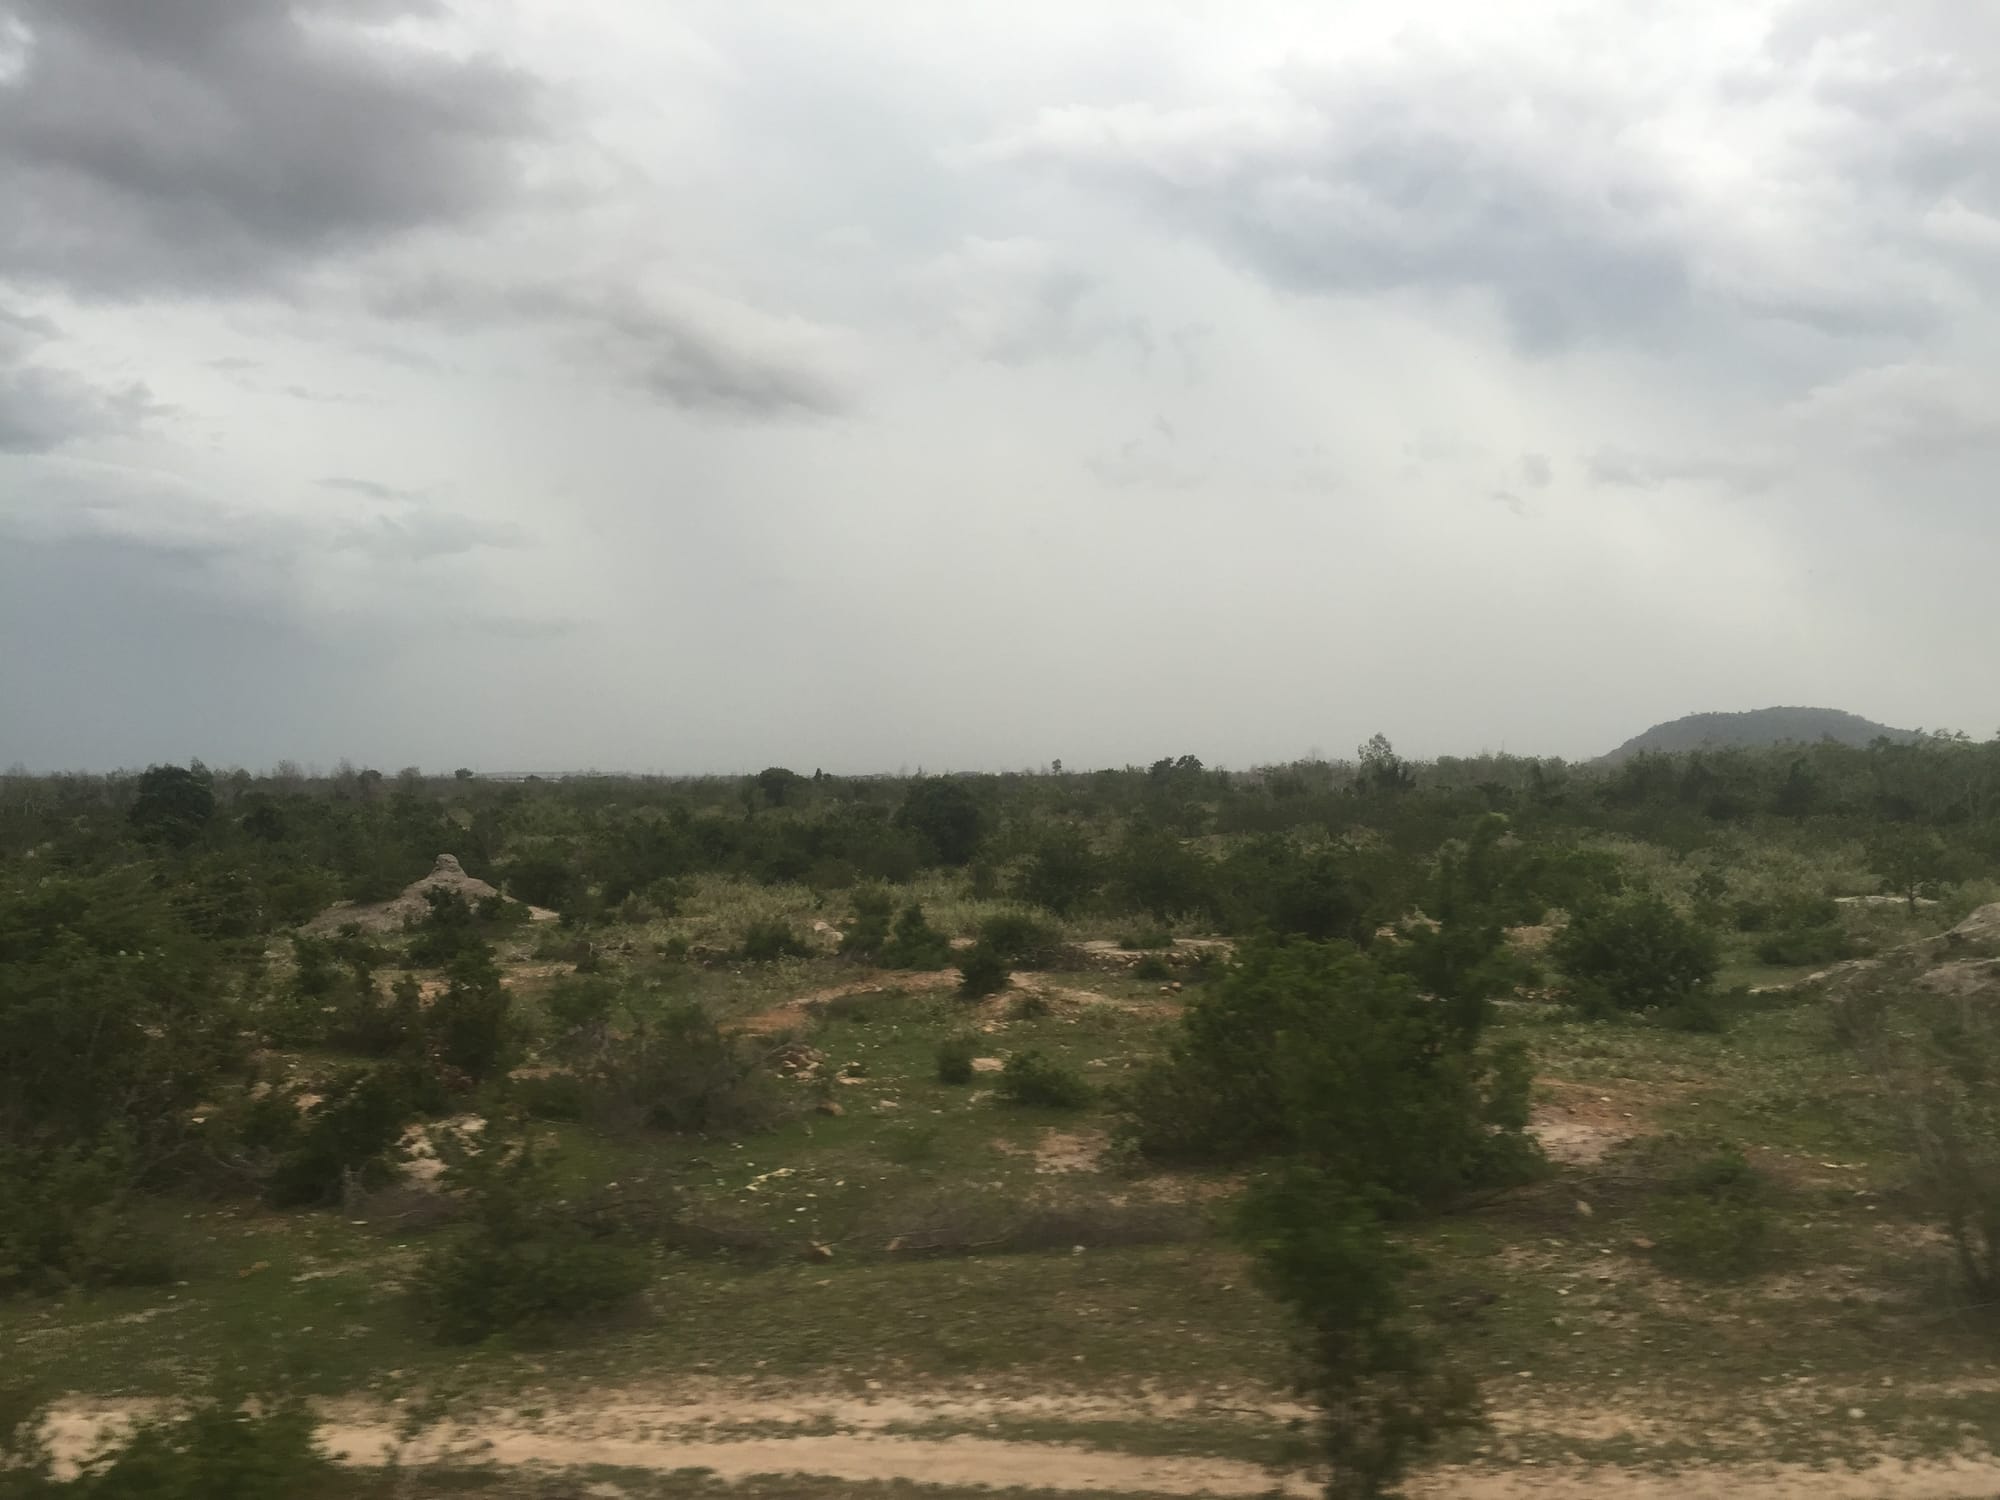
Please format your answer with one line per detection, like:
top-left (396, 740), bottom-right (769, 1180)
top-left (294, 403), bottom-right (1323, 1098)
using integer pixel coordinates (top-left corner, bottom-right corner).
top-left (1600, 707), bottom-right (1918, 763)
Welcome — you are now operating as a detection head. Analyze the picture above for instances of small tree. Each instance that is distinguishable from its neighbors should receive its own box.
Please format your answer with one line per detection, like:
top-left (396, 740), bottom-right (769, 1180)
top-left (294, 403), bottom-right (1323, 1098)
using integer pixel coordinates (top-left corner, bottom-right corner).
top-left (880, 904), bottom-right (952, 970)
top-left (1867, 826), bottom-right (1948, 914)
top-left (128, 762), bottom-right (216, 849)
top-left (894, 778), bottom-right (987, 866)
top-left (839, 884), bottom-right (896, 960)
top-left (957, 942), bottom-right (1010, 998)
top-left (1240, 1165), bottom-right (1478, 1500)
top-left (427, 944), bottom-right (516, 1083)
top-left (752, 766), bottom-right (804, 809)
top-left (1017, 824), bottom-right (1102, 917)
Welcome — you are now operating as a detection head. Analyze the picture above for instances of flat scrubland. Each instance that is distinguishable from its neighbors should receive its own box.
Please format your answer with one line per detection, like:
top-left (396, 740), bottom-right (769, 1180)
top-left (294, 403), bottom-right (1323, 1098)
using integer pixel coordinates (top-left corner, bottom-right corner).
top-left (8, 748), bottom-right (2000, 1498)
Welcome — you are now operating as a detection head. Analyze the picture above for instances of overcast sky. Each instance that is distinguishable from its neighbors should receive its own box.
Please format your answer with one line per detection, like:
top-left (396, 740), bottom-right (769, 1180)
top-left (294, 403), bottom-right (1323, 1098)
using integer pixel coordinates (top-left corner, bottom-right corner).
top-left (2, 1), bottom-right (1996, 773)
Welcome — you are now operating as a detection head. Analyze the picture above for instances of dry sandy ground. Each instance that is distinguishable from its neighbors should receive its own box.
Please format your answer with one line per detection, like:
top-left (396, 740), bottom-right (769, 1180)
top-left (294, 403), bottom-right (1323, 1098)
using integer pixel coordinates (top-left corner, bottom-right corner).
top-left (43, 1384), bottom-right (2000, 1499)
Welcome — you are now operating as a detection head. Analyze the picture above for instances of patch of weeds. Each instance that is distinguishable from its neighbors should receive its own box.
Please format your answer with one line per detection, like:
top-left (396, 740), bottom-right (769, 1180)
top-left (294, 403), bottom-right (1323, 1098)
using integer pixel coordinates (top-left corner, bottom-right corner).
top-left (881, 1124), bottom-right (943, 1165)
top-left (1132, 954), bottom-right (1172, 981)
top-left (1119, 929), bottom-right (1175, 950)
top-left (1646, 1145), bottom-right (1778, 1281)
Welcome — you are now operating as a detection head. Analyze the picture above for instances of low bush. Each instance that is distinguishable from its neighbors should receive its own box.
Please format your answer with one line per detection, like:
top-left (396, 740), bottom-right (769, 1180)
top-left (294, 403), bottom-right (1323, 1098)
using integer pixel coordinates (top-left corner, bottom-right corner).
top-left (404, 888), bottom-right (489, 968)
top-left (936, 1035), bottom-right (979, 1084)
top-left (880, 904), bottom-right (952, 970)
top-left (838, 884), bottom-right (897, 960)
top-left (1119, 928), bottom-right (1175, 950)
top-left (738, 918), bottom-right (809, 962)
top-left (262, 1066), bottom-right (419, 1208)
top-left (976, 910), bottom-right (1066, 967)
top-left (1132, 954), bottom-right (1171, 981)
top-left (957, 942), bottom-right (1010, 998)
top-left (413, 1126), bottom-right (651, 1345)
top-left (1552, 892), bottom-right (1719, 1016)
top-left (0, 1140), bottom-right (172, 1296)
top-left (586, 996), bottom-right (785, 1135)
top-left (996, 1049), bottom-right (1092, 1109)
top-left (1645, 1146), bottom-right (1776, 1280)
top-left (1120, 940), bottom-right (1541, 1201)
top-left (1753, 924), bottom-right (1855, 966)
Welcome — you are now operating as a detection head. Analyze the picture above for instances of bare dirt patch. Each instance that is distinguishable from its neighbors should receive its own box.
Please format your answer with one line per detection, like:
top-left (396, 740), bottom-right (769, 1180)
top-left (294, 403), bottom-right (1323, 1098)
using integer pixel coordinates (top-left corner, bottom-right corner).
top-left (1528, 1083), bottom-right (1652, 1167)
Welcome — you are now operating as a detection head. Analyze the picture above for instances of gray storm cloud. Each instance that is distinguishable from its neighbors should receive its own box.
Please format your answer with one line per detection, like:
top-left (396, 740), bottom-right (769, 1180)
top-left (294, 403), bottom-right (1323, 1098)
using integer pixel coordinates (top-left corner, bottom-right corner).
top-left (1, 0), bottom-right (1996, 771)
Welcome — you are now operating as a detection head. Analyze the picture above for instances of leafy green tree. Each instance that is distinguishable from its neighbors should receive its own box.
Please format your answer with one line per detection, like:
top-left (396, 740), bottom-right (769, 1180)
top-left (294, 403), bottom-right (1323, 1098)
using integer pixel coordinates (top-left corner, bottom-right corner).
top-left (1357, 734), bottom-right (1416, 796)
top-left (127, 762), bottom-right (216, 849)
top-left (1123, 940), bottom-right (1537, 1198)
top-left (0, 870), bottom-right (235, 1157)
top-left (263, 1066), bottom-right (417, 1208)
top-left (427, 943), bottom-right (515, 1083)
top-left (1017, 824), bottom-right (1101, 917)
top-left (501, 848), bottom-right (581, 911)
top-left (1112, 828), bottom-right (1216, 922)
top-left (752, 766), bottom-right (804, 808)
top-left (894, 777), bottom-right (986, 866)
top-left (1384, 817), bottom-right (1529, 1041)
top-left (1867, 825), bottom-right (1948, 913)
top-left (1240, 1166), bottom-right (1478, 1499)
top-left (839, 884), bottom-right (896, 960)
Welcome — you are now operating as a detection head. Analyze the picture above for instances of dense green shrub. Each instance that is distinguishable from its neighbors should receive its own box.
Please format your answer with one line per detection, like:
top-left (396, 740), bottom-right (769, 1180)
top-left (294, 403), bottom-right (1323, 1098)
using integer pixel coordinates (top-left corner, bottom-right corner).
top-left (1118, 928), bottom-right (1175, 950)
top-left (426, 946), bottom-right (516, 1083)
top-left (1215, 839), bottom-right (1387, 944)
top-left (0, 870), bottom-right (239, 1157)
top-left (894, 778), bottom-right (987, 866)
top-left (1551, 893), bottom-right (1719, 1016)
top-left (880, 904), bottom-right (952, 970)
top-left (0, 1140), bottom-right (172, 1296)
top-left (1111, 829), bottom-right (1217, 922)
top-left (1017, 825), bottom-right (1102, 917)
top-left (263, 1066), bottom-right (418, 1208)
top-left (738, 917), bottom-right (809, 961)
top-left (935, 1035), bottom-right (979, 1085)
top-left (1752, 925), bottom-right (1854, 966)
top-left (976, 910), bottom-right (1066, 967)
top-left (404, 887), bottom-right (489, 967)
top-left (1122, 940), bottom-right (1539, 1202)
top-left (996, 1050), bottom-right (1092, 1109)
top-left (956, 942), bottom-right (1010, 998)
